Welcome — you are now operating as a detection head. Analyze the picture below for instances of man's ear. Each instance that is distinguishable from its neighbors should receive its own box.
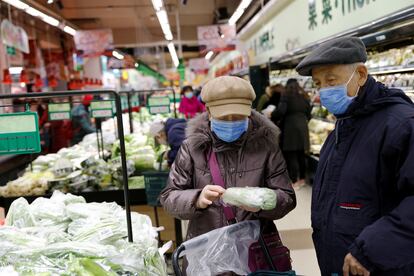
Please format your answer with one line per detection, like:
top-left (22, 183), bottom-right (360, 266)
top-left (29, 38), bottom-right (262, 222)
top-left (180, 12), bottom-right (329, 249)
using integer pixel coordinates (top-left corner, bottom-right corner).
top-left (356, 64), bottom-right (368, 87)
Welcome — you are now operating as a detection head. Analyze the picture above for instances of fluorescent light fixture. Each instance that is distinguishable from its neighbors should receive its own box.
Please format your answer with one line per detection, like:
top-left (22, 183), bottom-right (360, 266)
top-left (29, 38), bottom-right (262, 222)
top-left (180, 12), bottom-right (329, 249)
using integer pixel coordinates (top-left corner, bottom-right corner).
top-left (9, 67), bottom-right (23, 75)
top-left (47, 0), bottom-right (54, 3)
top-left (63, 25), bottom-right (77, 36)
top-left (164, 31), bottom-right (173, 41)
top-left (167, 42), bottom-right (179, 67)
top-left (151, 0), bottom-right (163, 11)
top-left (42, 15), bottom-right (59, 26)
top-left (25, 6), bottom-right (42, 17)
top-left (112, 50), bottom-right (124, 60)
top-left (229, 0), bottom-right (252, 25)
top-left (205, 51), bottom-right (214, 60)
top-left (2, 0), bottom-right (29, 10)
top-left (156, 10), bottom-right (169, 25)
top-left (134, 63), bottom-right (139, 67)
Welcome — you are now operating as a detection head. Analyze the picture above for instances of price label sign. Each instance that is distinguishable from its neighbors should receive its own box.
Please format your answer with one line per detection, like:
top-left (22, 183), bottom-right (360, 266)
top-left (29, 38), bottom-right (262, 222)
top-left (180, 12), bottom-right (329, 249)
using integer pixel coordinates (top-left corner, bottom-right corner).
top-left (48, 103), bottom-right (71, 121)
top-left (0, 112), bottom-right (41, 155)
top-left (120, 96), bottom-right (128, 110)
top-left (130, 94), bottom-right (140, 108)
top-left (147, 96), bottom-right (170, 114)
top-left (90, 100), bottom-right (114, 118)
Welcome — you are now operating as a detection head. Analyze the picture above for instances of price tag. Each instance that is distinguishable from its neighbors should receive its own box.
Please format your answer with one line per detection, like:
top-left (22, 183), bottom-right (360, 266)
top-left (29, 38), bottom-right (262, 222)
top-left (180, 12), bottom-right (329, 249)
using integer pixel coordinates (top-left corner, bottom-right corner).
top-left (91, 109), bottom-right (113, 118)
top-left (148, 105), bottom-right (170, 114)
top-left (148, 96), bottom-right (170, 107)
top-left (90, 101), bottom-right (114, 118)
top-left (130, 94), bottom-right (140, 108)
top-left (0, 112), bottom-right (41, 155)
top-left (98, 228), bottom-right (114, 241)
top-left (147, 96), bottom-right (170, 114)
top-left (48, 103), bottom-right (71, 121)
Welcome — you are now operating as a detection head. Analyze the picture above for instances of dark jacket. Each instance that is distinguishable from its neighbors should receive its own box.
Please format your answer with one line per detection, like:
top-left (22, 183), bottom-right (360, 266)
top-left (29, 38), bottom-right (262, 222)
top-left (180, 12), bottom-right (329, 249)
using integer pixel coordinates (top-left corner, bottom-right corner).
top-left (160, 111), bottom-right (296, 241)
top-left (71, 104), bottom-right (95, 145)
top-left (272, 92), bottom-right (311, 151)
top-left (312, 76), bottom-right (414, 275)
top-left (165, 118), bottom-right (187, 166)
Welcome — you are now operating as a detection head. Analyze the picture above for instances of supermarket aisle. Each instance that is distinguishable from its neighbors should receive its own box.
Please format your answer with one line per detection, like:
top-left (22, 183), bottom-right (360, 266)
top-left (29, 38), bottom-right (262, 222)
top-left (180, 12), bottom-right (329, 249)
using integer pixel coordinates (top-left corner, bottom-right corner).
top-left (276, 185), bottom-right (320, 276)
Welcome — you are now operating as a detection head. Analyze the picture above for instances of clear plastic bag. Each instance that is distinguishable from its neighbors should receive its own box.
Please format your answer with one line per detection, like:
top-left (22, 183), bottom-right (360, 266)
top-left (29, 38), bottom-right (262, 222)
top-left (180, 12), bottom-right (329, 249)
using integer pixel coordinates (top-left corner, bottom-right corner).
top-left (182, 220), bottom-right (260, 276)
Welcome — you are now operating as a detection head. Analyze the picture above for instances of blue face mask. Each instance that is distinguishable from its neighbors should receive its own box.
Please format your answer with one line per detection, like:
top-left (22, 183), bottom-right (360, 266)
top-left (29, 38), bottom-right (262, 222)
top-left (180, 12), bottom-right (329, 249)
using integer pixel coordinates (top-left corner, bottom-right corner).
top-left (319, 70), bottom-right (359, 115)
top-left (211, 118), bottom-right (248, 143)
top-left (185, 92), bottom-right (194, 99)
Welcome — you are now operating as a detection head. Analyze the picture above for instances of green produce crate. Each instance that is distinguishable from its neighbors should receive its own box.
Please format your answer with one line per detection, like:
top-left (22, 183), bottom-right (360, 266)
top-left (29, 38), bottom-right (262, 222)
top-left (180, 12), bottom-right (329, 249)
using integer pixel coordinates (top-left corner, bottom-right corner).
top-left (142, 171), bottom-right (169, 206)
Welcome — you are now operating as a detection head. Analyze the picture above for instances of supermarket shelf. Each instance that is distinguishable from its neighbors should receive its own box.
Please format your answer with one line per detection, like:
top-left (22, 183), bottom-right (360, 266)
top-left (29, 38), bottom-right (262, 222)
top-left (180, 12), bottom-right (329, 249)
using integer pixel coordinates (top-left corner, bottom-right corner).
top-left (0, 188), bottom-right (147, 214)
top-left (369, 66), bottom-right (414, 75)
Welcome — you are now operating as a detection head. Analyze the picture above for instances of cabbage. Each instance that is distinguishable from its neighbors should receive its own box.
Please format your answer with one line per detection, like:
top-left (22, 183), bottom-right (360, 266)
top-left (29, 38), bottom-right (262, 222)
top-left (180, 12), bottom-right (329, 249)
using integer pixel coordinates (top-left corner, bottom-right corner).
top-left (222, 187), bottom-right (277, 210)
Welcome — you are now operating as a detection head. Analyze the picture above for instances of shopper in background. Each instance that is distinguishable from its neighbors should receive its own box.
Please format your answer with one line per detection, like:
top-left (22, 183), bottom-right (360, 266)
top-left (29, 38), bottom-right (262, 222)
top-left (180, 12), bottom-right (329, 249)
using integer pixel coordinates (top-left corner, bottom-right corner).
top-left (271, 79), bottom-right (311, 189)
top-left (71, 95), bottom-right (96, 145)
top-left (178, 85), bottom-right (205, 119)
top-left (256, 84), bottom-right (283, 112)
top-left (149, 118), bottom-right (187, 166)
top-left (296, 37), bottom-right (414, 276)
top-left (160, 76), bottom-right (296, 273)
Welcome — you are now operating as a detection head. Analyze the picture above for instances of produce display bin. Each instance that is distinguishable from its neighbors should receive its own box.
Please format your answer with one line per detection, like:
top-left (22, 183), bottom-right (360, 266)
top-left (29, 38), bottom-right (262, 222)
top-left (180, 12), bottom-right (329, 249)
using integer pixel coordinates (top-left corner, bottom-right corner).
top-left (142, 171), bottom-right (169, 207)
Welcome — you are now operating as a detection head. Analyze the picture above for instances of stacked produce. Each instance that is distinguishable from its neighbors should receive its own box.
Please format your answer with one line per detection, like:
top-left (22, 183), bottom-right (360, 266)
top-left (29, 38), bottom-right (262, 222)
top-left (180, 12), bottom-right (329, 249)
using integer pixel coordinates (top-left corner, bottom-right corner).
top-left (0, 191), bottom-right (168, 275)
top-left (308, 118), bottom-right (335, 155)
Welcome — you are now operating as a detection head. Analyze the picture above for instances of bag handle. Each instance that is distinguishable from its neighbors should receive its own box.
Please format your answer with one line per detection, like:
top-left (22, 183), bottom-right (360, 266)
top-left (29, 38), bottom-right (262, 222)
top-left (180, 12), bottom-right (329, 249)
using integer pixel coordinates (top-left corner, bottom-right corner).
top-left (208, 150), bottom-right (237, 223)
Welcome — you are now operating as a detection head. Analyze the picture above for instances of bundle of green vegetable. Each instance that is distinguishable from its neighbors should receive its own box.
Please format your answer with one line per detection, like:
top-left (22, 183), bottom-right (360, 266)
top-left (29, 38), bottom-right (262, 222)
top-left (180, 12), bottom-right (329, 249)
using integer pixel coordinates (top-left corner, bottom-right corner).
top-left (222, 187), bottom-right (277, 211)
top-left (0, 191), bottom-right (168, 275)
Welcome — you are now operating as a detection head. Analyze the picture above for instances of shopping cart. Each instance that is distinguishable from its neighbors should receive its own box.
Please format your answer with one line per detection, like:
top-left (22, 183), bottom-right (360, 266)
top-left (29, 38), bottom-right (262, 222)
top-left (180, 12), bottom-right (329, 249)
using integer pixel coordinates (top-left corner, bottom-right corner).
top-left (172, 221), bottom-right (297, 276)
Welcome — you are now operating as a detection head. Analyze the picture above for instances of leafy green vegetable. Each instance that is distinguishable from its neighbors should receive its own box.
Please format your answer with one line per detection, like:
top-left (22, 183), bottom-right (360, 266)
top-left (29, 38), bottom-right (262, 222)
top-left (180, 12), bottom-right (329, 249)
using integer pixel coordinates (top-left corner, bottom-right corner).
top-left (222, 187), bottom-right (277, 210)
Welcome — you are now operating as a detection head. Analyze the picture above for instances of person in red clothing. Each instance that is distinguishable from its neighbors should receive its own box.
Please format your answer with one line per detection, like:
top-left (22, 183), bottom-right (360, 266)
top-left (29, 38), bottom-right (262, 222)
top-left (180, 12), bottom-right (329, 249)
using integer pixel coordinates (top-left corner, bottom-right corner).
top-left (178, 85), bottom-right (205, 119)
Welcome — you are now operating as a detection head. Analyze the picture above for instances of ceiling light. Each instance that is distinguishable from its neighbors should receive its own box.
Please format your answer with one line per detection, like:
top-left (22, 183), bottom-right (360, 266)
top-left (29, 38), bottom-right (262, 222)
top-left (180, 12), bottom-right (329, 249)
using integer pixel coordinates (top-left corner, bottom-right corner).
top-left (1, 0), bottom-right (29, 10)
top-left (221, 34), bottom-right (225, 38)
top-left (25, 6), bottom-right (42, 17)
top-left (228, 0), bottom-right (252, 25)
top-left (167, 42), bottom-right (179, 67)
top-left (156, 10), bottom-right (169, 25)
top-left (42, 15), bottom-right (59, 26)
top-left (205, 51), bottom-right (214, 60)
top-left (47, 0), bottom-right (54, 4)
top-left (112, 50), bottom-right (124, 60)
top-left (134, 63), bottom-right (139, 67)
top-left (151, 0), bottom-right (163, 11)
top-left (63, 25), bottom-right (77, 36)
top-left (9, 67), bottom-right (23, 75)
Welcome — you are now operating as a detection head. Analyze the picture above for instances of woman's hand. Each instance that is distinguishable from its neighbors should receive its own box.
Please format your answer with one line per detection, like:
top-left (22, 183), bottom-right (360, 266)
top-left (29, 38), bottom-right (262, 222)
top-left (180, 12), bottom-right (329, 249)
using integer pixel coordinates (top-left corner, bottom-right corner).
top-left (196, 185), bottom-right (225, 209)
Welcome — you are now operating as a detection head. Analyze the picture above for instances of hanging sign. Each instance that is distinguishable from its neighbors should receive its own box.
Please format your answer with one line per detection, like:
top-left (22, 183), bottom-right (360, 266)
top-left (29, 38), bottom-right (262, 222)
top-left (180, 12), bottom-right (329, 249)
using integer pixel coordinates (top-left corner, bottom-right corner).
top-left (74, 29), bottom-right (113, 56)
top-left (147, 96), bottom-right (170, 114)
top-left (90, 101), bottom-right (114, 118)
top-left (48, 103), bottom-right (71, 121)
top-left (197, 24), bottom-right (236, 52)
top-left (0, 112), bottom-right (41, 155)
top-left (0, 20), bottom-right (29, 54)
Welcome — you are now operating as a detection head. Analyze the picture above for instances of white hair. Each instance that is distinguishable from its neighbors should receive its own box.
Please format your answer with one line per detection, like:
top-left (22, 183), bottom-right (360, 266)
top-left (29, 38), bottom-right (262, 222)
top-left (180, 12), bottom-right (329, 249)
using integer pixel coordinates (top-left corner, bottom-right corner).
top-left (149, 121), bottom-right (165, 137)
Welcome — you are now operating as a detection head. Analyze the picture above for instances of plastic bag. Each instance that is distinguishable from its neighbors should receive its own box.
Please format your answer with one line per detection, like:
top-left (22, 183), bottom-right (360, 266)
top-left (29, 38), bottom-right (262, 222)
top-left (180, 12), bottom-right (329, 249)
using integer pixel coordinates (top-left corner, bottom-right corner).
top-left (182, 220), bottom-right (260, 276)
top-left (222, 187), bottom-right (277, 211)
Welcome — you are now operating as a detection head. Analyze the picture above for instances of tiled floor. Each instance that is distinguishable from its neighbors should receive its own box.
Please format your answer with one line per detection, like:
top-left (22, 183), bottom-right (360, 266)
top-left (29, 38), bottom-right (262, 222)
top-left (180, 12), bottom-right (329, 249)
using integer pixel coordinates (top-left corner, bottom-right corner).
top-left (276, 185), bottom-right (320, 276)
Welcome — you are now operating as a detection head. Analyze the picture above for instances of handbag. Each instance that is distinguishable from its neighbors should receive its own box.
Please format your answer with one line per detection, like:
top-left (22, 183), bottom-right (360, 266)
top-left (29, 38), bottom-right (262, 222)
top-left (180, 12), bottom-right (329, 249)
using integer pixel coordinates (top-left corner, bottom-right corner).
top-left (208, 150), bottom-right (292, 272)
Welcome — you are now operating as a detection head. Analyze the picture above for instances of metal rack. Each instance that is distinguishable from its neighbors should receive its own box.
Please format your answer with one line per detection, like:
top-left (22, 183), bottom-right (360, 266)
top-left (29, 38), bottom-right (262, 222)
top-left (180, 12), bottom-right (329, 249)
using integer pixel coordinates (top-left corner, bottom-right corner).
top-left (0, 90), bottom-right (134, 242)
top-left (118, 88), bottom-right (178, 134)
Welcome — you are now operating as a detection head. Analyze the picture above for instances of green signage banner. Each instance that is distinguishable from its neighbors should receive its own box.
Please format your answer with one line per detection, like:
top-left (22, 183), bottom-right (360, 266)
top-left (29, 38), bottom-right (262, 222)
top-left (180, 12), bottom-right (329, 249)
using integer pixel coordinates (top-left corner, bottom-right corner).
top-left (0, 112), bottom-right (41, 155)
top-left (48, 103), bottom-right (71, 121)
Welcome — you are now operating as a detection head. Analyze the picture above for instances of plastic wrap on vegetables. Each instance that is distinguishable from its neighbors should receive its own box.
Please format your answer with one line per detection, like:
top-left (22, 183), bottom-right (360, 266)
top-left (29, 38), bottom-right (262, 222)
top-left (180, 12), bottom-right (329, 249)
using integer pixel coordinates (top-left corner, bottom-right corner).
top-left (222, 187), bottom-right (277, 210)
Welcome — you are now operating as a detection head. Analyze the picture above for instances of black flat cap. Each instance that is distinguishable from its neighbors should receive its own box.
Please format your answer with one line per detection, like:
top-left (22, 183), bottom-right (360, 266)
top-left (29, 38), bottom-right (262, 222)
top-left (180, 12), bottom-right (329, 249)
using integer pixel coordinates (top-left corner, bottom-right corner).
top-left (296, 37), bottom-right (367, 76)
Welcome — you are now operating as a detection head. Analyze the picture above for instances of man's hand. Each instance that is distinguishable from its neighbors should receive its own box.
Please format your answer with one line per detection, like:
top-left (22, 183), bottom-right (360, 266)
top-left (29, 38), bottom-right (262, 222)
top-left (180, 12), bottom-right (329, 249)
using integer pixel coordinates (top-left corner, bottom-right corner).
top-left (196, 185), bottom-right (225, 209)
top-left (343, 253), bottom-right (370, 276)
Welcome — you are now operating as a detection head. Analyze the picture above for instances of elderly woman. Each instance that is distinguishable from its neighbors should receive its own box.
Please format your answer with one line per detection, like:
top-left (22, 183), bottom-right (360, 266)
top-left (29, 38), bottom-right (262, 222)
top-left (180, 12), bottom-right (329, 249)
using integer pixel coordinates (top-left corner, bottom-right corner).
top-left (160, 76), bottom-right (296, 274)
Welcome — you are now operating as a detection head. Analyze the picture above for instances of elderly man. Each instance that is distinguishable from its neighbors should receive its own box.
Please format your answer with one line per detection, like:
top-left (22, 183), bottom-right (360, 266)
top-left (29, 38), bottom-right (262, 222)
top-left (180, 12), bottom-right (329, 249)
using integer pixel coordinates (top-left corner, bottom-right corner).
top-left (296, 37), bottom-right (414, 275)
